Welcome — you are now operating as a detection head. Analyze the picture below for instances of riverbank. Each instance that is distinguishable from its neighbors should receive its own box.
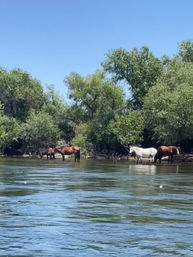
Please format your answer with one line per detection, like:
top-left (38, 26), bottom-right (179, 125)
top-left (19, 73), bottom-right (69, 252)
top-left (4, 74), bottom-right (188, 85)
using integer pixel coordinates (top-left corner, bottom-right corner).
top-left (2, 152), bottom-right (193, 162)
top-left (87, 153), bottom-right (193, 163)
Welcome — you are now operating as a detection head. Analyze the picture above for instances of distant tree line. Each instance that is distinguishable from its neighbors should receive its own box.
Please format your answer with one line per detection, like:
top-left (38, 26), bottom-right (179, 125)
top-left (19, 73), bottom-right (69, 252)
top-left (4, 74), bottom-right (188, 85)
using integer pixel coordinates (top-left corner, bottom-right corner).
top-left (1, 40), bottom-right (193, 156)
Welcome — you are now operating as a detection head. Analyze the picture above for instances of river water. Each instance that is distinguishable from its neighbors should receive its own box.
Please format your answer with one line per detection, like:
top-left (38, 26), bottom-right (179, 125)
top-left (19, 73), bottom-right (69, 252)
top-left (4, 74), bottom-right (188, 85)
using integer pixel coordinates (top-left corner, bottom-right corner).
top-left (0, 158), bottom-right (193, 256)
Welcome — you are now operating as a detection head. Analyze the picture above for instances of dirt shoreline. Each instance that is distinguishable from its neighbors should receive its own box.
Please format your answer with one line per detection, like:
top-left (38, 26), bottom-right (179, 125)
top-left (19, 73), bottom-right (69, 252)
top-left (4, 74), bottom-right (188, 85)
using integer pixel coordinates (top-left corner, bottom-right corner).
top-left (8, 152), bottom-right (193, 162)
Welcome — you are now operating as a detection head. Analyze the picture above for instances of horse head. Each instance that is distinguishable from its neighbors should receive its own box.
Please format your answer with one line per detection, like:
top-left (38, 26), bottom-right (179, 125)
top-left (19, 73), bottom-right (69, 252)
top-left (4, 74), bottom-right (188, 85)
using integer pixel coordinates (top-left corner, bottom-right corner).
top-left (129, 146), bottom-right (136, 156)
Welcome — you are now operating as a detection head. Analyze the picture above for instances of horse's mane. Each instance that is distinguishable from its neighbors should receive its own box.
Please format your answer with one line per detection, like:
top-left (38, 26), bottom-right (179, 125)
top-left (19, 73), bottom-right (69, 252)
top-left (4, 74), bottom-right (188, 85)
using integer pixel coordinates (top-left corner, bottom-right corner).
top-left (130, 145), bottom-right (142, 149)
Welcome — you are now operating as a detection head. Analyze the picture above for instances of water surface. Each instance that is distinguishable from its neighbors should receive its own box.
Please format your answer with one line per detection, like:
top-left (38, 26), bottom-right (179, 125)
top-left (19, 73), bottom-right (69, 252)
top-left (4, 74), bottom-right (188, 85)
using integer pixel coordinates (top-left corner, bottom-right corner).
top-left (0, 158), bottom-right (193, 256)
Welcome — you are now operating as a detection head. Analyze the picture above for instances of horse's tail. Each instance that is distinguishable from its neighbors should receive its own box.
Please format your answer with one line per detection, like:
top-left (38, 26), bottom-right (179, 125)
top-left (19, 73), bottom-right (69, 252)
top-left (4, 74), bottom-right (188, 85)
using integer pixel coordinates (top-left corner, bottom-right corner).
top-left (176, 147), bottom-right (180, 155)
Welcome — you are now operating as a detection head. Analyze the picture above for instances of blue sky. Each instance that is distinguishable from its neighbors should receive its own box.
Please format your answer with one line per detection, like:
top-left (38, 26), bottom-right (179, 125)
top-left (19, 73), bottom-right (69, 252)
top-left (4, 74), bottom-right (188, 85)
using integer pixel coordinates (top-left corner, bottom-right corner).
top-left (0, 0), bottom-right (193, 98)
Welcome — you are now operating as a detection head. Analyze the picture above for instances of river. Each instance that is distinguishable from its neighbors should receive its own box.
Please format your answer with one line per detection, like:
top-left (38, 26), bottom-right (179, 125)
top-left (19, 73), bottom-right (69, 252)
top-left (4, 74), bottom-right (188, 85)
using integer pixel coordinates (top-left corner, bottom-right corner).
top-left (0, 158), bottom-right (193, 256)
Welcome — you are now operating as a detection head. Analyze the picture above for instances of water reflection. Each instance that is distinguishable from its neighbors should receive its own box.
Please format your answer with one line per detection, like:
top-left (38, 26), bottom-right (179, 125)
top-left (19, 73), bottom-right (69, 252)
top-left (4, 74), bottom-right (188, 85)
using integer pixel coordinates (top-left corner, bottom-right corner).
top-left (128, 164), bottom-right (157, 175)
top-left (0, 158), bottom-right (193, 256)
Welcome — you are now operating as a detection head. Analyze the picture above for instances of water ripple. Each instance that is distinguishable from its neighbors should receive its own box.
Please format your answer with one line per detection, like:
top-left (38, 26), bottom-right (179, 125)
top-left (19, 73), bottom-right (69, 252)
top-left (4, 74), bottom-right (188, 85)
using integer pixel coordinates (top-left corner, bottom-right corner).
top-left (0, 158), bottom-right (193, 256)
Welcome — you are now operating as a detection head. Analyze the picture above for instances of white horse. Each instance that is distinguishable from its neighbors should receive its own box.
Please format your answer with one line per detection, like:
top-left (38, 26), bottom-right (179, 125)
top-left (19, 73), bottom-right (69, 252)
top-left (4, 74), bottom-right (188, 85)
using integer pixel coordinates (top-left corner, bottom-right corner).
top-left (129, 146), bottom-right (157, 163)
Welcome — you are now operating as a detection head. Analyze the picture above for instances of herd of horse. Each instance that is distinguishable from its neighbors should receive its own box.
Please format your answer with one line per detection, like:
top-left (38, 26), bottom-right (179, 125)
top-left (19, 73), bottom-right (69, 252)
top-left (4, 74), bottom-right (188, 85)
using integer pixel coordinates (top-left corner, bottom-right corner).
top-left (39, 146), bottom-right (81, 162)
top-left (39, 145), bottom-right (180, 164)
top-left (129, 145), bottom-right (180, 164)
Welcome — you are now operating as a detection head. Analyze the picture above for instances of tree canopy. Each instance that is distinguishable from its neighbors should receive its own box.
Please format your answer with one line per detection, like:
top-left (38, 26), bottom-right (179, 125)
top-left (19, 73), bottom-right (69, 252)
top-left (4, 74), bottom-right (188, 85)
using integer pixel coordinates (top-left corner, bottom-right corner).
top-left (102, 46), bottom-right (163, 108)
top-left (143, 57), bottom-right (193, 145)
top-left (1, 40), bottom-right (193, 155)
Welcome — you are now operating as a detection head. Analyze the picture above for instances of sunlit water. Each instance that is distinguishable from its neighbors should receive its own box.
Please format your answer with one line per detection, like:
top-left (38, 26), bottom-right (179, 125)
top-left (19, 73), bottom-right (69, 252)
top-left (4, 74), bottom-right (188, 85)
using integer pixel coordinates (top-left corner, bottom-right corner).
top-left (0, 158), bottom-right (193, 256)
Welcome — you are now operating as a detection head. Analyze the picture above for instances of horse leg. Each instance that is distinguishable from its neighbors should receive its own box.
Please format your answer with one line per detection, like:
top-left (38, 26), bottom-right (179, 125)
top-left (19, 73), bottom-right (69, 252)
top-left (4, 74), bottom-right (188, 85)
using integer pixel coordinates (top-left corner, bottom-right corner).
top-left (154, 154), bottom-right (163, 164)
top-left (76, 150), bottom-right (80, 162)
top-left (136, 155), bottom-right (141, 164)
top-left (149, 154), bottom-right (153, 162)
top-left (62, 154), bottom-right (65, 161)
top-left (168, 155), bottom-right (173, 163)
top-left (74, 152), bottom-right (79, 162)
top-left (154, 153), bottom-right (159, 163)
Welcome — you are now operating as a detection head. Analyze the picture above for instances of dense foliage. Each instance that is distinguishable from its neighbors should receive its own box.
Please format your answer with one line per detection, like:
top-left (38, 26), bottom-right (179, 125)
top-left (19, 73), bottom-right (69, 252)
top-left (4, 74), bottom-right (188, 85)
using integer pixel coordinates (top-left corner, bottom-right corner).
top-left (102, 46), bottom-right (163, 108)
top-left (1, 40), bottom-right (193, 155)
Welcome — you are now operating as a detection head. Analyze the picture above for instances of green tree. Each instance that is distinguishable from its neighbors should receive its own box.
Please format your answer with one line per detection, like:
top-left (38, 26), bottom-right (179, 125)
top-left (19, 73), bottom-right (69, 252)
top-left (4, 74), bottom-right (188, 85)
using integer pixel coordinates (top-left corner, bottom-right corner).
top-left (178, 40), bottom-right (193, 63)
top-left (43, 85), bottom-right (75, 143)
top-left (109, 111), bottom-right (144, 146)
top-left (0, 68), bottom-right (44, 121)
top-left (65, 70), bottom-right (105, 120)
top-left (65, 70), bottom-right (125, 119)
top-left (20, 111), bottom-right (60, 152)
top-left (0, 115), bottom-right (20, 153)
top-left (143, 58), bottom-right (193, 144)
top-left (43, 85), bottom-right (67, 117)
top-left (65, 71), bottom-right (126, 149)
top-left (71, 123), bottom-right (88, 149)
top-left (0, 104), bottom-right (6, 149)
top-left (102, 46), bottom-right (163, 108)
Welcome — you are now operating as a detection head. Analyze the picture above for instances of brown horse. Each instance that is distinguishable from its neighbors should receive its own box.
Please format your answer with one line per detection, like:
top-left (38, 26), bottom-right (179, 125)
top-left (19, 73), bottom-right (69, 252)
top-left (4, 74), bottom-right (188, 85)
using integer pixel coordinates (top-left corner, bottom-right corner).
top-left (154, 146), bottom-right (180, 164)
top-left (54, 145), bottom-right (80, 161)
top-left (39, 147), bottom-right (55, 159)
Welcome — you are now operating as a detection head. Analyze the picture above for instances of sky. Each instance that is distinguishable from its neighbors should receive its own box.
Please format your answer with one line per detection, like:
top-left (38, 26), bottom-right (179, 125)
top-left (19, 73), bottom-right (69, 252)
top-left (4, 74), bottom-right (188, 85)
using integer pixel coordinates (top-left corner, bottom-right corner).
top-left (0, 0), bottom-right (193, 98)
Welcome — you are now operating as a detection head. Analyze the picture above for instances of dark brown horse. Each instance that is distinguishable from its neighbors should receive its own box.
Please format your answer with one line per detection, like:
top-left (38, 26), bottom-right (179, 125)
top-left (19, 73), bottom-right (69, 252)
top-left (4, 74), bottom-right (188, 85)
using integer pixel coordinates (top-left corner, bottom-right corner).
top-left (154, 146), bottom-right (180, 164)
top-left (39, 147), bottom-right (55, 159)
top-left (54, 146), bottom-right (80, 161)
